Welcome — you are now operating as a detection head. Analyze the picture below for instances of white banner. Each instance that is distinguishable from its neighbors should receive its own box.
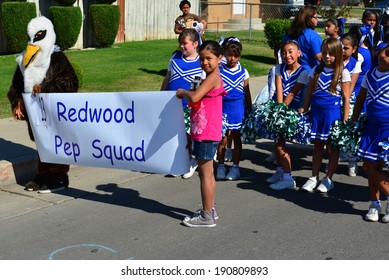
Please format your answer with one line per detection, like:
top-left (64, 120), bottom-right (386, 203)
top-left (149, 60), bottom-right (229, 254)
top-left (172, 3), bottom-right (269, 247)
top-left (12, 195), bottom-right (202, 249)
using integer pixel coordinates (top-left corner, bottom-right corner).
top-left (22, 91), bottom-right (190, 175)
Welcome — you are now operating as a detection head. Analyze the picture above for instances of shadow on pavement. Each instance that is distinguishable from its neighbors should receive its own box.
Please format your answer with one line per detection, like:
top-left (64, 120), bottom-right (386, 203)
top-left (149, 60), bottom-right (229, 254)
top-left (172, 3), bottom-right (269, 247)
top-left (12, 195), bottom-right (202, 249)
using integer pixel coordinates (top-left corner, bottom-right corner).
top-left (235, 141), bottom-right (368, 218)
top-left (58, 183), bottom-right (192, 221)
top-left (0, 138), bottom-right (37, 185)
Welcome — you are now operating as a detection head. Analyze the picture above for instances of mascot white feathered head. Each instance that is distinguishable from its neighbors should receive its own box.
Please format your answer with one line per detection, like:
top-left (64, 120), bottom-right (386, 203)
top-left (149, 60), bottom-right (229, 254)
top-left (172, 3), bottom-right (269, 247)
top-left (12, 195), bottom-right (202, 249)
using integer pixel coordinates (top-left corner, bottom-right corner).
top-left (17, 16), bottom-right (57, 93)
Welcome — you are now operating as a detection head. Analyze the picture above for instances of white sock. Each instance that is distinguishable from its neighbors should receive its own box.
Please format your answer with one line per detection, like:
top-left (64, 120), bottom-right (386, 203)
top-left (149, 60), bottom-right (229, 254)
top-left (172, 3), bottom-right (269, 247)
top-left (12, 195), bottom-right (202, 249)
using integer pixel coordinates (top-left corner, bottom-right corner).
top-left (309, 176), bottom-right (317, 182)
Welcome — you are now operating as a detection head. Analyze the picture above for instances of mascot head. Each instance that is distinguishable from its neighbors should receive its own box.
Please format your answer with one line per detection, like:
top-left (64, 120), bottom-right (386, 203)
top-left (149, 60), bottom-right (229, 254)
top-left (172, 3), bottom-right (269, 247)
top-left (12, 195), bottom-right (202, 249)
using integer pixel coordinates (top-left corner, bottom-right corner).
top-left (17, 16), bottom-right (57, 93)
top-left (23, 16), bottom-right (56, 68)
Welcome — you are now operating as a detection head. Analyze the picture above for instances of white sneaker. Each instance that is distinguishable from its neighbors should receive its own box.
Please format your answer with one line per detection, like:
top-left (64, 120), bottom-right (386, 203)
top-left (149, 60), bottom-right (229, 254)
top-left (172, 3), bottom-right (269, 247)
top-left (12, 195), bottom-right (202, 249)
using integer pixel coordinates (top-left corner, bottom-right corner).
top-left (382, 202), bottom-right (389, 223)
top-left (226, 166), bottom-right (240, 180)
top-left (216, 165), bottom-right (226, 180)
top-left (301, 177), bottom-right (317, 192)
top-left (348, 161), bottom-right (358, 177)
top-left (316, 177), bottom-right (335, 193)
top-left (225, 148), bottom-right (233, 161)
top-left (266, 170), bottom-right (283, 183)
top-left (265, 153), bottom-right (275, 163)
top-left (182, 158), bottom-right (198, 179)
top-left (269, 178), bottom-right (296, 190)
top-left (365, 203), bottom-right (381, 222)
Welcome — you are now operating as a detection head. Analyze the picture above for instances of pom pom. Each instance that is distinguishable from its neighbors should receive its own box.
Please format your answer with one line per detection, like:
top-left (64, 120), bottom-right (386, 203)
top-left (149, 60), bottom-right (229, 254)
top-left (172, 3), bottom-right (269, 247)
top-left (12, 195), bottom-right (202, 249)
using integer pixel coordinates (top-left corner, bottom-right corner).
top-left (292, 113), bottom-right (312, 144)
top-left (264, 100), bottom-right (300, 139)
top-left (379, 138), bottom-right (389, 169)
top-left (241, 104), bottom-right (266, 143)
top-left (183, 106), bottom-right (191, 134)
top-left (329, 113), bottom-right (367, 153)
top-left (221, 113), bottom-right (228, 137)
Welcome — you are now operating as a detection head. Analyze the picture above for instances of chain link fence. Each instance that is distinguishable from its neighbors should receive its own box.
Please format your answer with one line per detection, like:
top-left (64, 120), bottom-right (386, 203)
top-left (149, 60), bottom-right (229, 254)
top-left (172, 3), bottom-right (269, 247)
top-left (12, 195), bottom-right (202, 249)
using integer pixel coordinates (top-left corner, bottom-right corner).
top-left (200, 2), bottom-right (383, 40)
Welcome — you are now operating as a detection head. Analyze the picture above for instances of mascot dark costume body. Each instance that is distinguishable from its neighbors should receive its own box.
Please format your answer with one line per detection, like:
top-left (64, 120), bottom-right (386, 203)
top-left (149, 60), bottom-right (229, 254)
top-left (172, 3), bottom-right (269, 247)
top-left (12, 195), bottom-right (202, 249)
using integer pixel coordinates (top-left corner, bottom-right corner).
top-left (7, 16), bottom-right (79, 193)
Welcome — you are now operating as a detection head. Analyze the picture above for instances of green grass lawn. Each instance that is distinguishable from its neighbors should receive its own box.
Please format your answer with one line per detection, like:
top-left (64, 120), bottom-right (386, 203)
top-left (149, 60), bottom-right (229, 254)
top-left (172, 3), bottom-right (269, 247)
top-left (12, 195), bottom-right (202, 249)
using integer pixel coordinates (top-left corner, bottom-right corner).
top-left (0, 30), bottom-right (274, 119)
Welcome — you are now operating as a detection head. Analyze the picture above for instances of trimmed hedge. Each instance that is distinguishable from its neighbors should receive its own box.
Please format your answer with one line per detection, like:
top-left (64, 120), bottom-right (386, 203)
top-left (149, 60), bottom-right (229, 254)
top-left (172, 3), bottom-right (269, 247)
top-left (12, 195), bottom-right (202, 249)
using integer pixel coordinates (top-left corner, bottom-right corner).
top-left (49, 6), bottom-right (82, 50)
top-left (90, 4), bottom-right (120, 48)
top-left (264, 19), bottom-right (291, 50)
top-left (1, 2), bottom-right (36, 53)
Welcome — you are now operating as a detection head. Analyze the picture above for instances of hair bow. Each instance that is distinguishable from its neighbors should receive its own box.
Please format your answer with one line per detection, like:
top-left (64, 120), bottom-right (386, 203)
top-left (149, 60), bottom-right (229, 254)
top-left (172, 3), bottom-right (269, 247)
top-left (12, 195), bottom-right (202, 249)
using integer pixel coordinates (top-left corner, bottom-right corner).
top-left (227, 37), bottom-right (240, 43)
top-left (360, 24), bottom-right (374, 46)
top-left (218, 36), bottom-right (225, 46)
top-left (337, 18), bottom-right (346, 36)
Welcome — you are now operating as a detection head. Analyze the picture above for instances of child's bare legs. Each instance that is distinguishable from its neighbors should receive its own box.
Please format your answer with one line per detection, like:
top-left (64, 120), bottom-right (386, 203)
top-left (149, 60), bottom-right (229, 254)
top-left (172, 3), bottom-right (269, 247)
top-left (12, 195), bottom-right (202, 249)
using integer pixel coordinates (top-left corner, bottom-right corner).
top-left (217, 135), bottom-right (227, 164)
top-left (325, 144), bottom-right (339, 180)
top-left (216, 135), bottom-right (228, 180)
top-left (225, 130), bottom-right (241, 180)
top-left (275, 138), bottom-right (291, 173)
top-left (231, 130), bottom-right (242, 165)
top-left (362, 161), bottom-right (389, 198)
top-left (312, 139), bottom-right (325, 178)
top-left (362, 160), bottom-right (389, 222)
top-left (301, 139), bottom-right (326, 192)
top-left (198, 159), bottom-right (215, 211)
top-left (269, 137), bottom-right (296, 190)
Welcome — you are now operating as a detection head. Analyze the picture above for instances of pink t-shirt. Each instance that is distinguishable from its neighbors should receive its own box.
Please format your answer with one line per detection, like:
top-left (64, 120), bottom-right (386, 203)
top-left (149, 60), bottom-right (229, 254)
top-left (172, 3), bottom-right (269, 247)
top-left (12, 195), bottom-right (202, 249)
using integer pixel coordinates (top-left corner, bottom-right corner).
top-left (189, 76), bottom-right (227, 141)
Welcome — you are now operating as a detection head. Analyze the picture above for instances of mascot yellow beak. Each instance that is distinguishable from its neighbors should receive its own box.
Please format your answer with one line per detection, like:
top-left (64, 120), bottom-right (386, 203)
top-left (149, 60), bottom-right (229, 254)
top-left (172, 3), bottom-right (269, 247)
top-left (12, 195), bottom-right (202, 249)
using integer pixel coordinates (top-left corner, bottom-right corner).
top-left (23, 44), bottom-right (40, 68)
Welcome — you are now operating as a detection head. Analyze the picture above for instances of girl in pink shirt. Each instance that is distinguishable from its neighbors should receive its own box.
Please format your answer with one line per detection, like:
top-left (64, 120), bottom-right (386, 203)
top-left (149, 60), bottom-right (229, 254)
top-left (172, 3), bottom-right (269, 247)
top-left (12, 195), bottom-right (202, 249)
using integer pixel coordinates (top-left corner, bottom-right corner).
top-left (176, 40), bottom-right (226, 228)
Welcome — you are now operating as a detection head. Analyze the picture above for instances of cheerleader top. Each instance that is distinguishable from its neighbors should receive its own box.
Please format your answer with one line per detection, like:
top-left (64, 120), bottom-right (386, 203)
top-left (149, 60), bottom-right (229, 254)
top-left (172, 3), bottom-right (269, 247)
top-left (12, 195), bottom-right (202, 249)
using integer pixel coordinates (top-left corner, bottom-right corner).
top-left (355, 47), bottom-right (372, 95)
top-left (275, 63), bottom-right (308, 99)
top-left (167, 52), bottom-right (203, 91)
top-left (362, 67), bottom-right (389, 126)
top-left (219, 63), bottom-right (249, 100)
top-left (309, 66), bottom-right (351, 97)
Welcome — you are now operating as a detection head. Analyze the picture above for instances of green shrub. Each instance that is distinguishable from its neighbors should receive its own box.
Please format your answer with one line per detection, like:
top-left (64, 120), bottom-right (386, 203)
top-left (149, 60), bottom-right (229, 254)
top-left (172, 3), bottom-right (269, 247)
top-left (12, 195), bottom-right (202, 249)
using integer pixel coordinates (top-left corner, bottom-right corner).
top-left (58, 0), bottom-right (77, 6)
top-left (264, 19), bottom-right (291, 50)
top-left (71, 62), bottom-right (84, 88)
top-left (90, 4), bottom-right (120, 48)
top-left (1, 2), bottom-right (36, 53)
top-left (49, 6), bottom-right (82, 50)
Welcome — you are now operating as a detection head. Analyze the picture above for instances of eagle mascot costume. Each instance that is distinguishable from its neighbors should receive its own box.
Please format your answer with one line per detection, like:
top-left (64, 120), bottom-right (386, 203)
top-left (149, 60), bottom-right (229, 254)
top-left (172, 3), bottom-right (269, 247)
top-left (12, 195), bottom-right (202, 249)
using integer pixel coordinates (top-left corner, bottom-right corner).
top-left (7, 16), bottom-right (79, 193)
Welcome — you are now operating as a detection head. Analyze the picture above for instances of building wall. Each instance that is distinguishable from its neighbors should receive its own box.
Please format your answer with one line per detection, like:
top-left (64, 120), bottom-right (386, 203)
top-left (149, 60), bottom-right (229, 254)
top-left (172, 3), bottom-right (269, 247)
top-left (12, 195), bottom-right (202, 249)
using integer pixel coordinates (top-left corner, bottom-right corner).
top-left (122, 0), bottom-right (200, 41)
top-left (205, 0), bottom-right (261, 30)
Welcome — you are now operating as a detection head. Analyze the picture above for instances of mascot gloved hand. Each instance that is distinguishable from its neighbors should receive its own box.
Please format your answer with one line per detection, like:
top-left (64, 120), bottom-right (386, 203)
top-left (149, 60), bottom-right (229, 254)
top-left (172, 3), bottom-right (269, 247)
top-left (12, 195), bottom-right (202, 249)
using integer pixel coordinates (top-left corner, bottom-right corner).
top-left (7, 16), bottom-right (79, 194)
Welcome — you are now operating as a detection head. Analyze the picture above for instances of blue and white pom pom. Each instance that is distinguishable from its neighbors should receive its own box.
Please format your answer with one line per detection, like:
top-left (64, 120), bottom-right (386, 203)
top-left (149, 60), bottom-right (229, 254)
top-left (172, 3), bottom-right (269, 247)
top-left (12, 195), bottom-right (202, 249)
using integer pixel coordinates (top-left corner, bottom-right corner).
top-left (292, 113), bottom-right (311, 144)
top-left (241, 104), bottom-right (265, 143)
top-left (379, 138), bottom-right (389, 169)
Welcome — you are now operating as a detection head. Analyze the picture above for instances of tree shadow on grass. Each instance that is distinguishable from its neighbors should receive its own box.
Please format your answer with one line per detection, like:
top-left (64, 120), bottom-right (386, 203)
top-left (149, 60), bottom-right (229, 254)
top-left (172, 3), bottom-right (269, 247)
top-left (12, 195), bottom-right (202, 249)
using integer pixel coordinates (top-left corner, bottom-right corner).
top-left (242, 54), bottom-right (275, 65)
top-left (138, 68), bottom-right (167, 77)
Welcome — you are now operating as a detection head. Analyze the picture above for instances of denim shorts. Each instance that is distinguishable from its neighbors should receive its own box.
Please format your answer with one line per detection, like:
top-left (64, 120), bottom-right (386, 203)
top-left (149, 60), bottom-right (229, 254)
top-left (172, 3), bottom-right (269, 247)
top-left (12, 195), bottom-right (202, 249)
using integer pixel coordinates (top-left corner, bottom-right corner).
top-left (193, 140), bottom-right (219, 161)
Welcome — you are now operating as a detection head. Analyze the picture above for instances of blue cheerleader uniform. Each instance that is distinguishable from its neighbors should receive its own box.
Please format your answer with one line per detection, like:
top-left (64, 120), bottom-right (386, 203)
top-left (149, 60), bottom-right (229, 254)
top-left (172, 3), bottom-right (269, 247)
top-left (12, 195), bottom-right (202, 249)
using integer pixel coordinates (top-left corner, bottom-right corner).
top-left (357, 67), bottom-right (389, 161)
top-left (219, 63), bottom-right (249, 130)
top-left (167, 52), bottom-right (203, 108)
top-left (273, 63), bottom-right (308, 110)
top-left (309, 66), bottom-right (351, 141)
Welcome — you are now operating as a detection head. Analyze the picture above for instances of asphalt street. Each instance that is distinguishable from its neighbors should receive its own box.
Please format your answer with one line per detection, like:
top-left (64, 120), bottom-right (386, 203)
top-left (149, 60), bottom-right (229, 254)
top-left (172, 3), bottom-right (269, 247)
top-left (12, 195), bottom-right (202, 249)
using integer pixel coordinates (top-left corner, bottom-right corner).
top-left (1, 139), bottom-right (388, 260)
top-left (1, 76), bottom-right (388, 260)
